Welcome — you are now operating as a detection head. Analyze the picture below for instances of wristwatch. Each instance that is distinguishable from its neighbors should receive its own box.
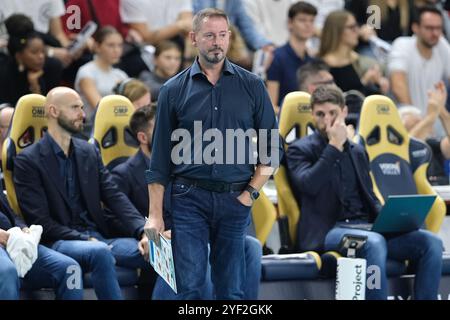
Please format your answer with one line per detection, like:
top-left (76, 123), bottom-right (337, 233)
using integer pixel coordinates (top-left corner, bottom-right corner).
top-left (245, 185), bottom-right (260, 201)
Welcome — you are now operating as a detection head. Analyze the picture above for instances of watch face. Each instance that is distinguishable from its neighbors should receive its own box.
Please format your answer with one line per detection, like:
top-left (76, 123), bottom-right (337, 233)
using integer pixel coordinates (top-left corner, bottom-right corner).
top-left (252, 191), bottom-right (260, 200)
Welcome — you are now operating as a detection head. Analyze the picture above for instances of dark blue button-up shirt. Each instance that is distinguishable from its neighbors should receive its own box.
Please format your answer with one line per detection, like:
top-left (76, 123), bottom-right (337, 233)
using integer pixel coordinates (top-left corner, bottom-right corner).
top-left (47, 134), bottom-right (97, 231)
top-left (146, 58), bottom-right (282, 186)
top-left (338, 142), bottom-right (367, 221)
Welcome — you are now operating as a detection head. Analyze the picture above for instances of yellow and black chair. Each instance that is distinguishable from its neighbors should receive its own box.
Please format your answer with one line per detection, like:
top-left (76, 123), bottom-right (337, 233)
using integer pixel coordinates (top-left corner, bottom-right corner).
top-left (251, 190), bottom-right (277, 245)
top-left (89, 95), bottom-right (138, 171)
top-left (2, 94), bottom-right (47, 215)
top-left (257, 92), bottom-right (323, 283)
top-left (356, 95), bottom-right (446, 233)
top-left (274, 91), bottom-right (315, 249)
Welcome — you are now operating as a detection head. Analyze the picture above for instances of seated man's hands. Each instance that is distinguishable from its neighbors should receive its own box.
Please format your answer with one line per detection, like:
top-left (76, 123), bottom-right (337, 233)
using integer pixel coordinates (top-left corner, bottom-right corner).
top-left (0, 229), bottom-right (9, 248)
top-left (138, 233), bottom-right (149, 261)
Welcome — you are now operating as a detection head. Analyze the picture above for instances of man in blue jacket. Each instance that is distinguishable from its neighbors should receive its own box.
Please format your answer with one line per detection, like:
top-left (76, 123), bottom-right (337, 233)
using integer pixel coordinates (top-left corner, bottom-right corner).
top-left (0, 187), bottom-right (83, 300)
top-left (286, 85), bottom-right (443, 300)
top-left (13, 87), bottom-right (149, 300)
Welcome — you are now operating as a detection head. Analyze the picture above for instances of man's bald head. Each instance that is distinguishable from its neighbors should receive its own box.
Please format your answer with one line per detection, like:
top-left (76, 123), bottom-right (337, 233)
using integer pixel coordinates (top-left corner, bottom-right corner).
top-left (45, 87), bottom-right (85, 135)
top-left (45, 87), bottom-right (82, 114)
top-left (0, 105), bottom-right (14, 142)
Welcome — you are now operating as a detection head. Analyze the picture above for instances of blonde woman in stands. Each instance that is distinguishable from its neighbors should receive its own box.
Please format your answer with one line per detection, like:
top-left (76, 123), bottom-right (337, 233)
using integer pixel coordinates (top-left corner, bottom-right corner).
top-left (75, 26), bottom-right (128, 135)
top-left (114, 78), bottom-right (152, 109)
top-left (319, 10), bottom-right (389, 96)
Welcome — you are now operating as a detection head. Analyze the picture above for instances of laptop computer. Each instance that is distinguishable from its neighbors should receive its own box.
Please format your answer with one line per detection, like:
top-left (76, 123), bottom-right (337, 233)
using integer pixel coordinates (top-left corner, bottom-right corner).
top-left (344, 194), bottom-right (437, 233)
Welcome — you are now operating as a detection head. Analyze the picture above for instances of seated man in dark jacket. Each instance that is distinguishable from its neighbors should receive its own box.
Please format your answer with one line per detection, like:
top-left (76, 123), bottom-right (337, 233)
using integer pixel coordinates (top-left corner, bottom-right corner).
top-left (111, 106), bottom-right (263, 299)
top-left (286, 85), bottom-right (443, 300)
top-left (0, 187), bottom-right (82, 299)
top-left (13, 87), bottom-right (149, 300)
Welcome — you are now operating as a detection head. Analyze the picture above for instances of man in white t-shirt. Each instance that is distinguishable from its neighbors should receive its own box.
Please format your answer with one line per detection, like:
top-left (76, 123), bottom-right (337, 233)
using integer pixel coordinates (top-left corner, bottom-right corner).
top-left (120, 0), bottom-right (193, 45)
top-left (389, 5), bottom-right (450, 138)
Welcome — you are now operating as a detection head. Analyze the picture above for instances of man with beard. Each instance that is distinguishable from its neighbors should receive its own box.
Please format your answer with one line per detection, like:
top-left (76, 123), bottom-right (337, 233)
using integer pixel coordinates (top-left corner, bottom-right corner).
top-left (145, 8), bottom-right (282, 299)
top-left (112, 106), bottom-right (263, 300)
top-left (389, 5), bottom-right (450, 138)
top-left (13, 87), bottom-right (150, 300)
top-left (286, 85), bottom-right (443, 300)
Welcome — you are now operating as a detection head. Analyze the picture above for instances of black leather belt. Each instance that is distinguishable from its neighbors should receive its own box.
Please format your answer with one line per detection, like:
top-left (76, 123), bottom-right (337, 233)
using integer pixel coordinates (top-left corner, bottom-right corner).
top-left (173, 177), bottom-right (248, 193)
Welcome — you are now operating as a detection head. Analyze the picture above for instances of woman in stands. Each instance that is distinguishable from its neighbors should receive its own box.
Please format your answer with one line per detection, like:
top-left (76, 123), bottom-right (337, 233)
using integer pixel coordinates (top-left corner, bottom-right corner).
top-left (75, 26), bottom-right (128, 135)
top-left (0, 14), bottom-right (63, 106)
top-left (114, 78), bottom-right (152, 109)
top-left (346, 0), bottom-right (414, 43)
top-left (139, 41), bottom-right (182, 102)
top-left (318, 10), bottom-right (389, 97)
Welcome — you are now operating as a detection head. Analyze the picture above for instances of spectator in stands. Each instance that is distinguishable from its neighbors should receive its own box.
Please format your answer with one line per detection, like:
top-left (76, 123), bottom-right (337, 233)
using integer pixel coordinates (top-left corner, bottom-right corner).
top-left (0, 0), bottom-right (76, 67)
top-left (111, 106), bottom-right (262, 300)
top-left (389, 5), bottom-right (450, 138)
top-left (193, 0), bottom-right (273, 51)
top-left (62, 0), bottom-right (129, 39)
top-left (120, 0), bottom-right (193, 49)
top-left (297, 60), bottom-right (334, 93)
top-left (286, 85), bottom-right (443, 299)
top-left (415, 0), bottom-right (450, 40)
top-left (0, 187), bottom-right (83, 300)
top-left (145, 8), bottom-right (281, 299)
top-left (243, 0), bottom-right (294, 47)
top-left (75, 26), bottom-right (128, 136)
top-left (114, 78), bottom-right (152, 109)
top-left (266, 1), bottom-right (317, 114)
top-left (140, 41), bottom-right (182, 102)
top-left (0, 104), bottom-right (14, 153)
top-left (346, 0), bottom-right (415, 43)
top-left (0, 14), bottom-right (63, 106)
top-left (319, 10), bottom-right (389, 96)
top-left (13, 87), bottom-right (150, 300)
top-left (61, 0), bottom-right (147, 78)
top-left (303, 0), bottom-right (345, 34)
top-left (399, 81), bottom-right (450, 185)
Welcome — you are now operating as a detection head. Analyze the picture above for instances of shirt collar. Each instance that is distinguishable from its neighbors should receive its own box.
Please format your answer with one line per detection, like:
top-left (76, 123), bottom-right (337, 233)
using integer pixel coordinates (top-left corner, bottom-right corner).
top-left (47, 133), bottom-right (73, 159)
top-left (190, 57), bottom-right (235, 78)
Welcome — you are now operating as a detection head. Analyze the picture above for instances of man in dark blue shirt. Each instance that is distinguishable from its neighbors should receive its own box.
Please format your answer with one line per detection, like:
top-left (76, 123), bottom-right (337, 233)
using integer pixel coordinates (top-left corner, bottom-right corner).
top-left (286, 85), bottom-right (443, 300)
top-left (266, 1), bottom-right (317, 114)
top-left (145, 8), bottom-right (282, 300)
top-left (112, 106), bottom-right (263, 300)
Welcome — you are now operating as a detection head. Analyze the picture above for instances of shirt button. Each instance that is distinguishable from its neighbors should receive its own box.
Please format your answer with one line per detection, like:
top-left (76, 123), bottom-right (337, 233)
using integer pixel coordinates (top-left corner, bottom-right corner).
top-left (214, 107), bottom-right (218, 111)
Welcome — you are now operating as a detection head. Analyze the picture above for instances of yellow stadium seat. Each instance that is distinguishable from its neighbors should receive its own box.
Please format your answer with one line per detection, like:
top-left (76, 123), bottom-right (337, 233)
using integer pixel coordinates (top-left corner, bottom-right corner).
top-left (252, 190), bottom-right (277, 245)
top-left (357, 95), bottom-right (445, 233)
top-left (2, 94), bottom-right (47, 215)
top-left (274, 91), bottom-right (314, 246)
top-left (89, 95), bottom-right (138, 170)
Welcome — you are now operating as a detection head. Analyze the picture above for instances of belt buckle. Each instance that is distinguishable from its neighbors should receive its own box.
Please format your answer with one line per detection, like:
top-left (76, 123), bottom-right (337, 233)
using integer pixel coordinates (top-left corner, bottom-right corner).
top-left (215, 183), bottom-right (227, 193)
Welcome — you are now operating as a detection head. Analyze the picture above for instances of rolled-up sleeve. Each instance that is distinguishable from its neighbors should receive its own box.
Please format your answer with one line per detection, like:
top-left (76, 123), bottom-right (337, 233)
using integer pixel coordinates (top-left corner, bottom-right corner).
top-left (146, 85), bottom-right (177, 186)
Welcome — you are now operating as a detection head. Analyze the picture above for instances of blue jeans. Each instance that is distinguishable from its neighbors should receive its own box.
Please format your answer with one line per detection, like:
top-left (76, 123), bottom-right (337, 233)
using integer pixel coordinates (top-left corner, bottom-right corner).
top-left (0, 245), bottom-right (83, 300)
top-left (170, 183), bottom-right (251, 299)
top-left (51, 230), bottom-right (148, 300)
top-left (152, 235), bottom-right (262, 300)
top-left (325, 226), bottom-right (443, 300)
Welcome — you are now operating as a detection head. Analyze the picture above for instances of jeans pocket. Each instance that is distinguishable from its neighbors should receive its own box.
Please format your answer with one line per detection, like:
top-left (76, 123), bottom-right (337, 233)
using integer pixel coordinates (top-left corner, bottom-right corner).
top-left (231, 192), bottom-right (253, 209)
top-left (172, 183), bottom-right (193, 197)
